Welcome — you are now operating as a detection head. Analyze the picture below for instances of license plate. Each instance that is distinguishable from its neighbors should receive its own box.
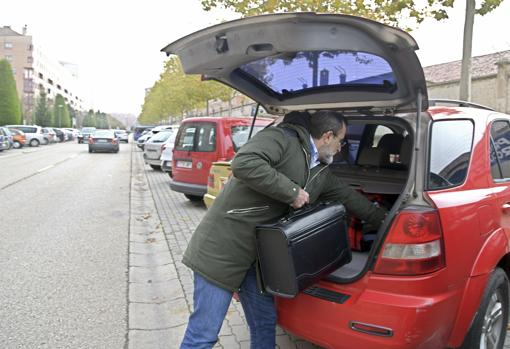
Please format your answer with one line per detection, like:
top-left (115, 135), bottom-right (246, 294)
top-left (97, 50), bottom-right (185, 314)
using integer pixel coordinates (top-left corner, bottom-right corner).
top-left (96, 139), bottom-right (107, 143)
top-left (177, 160), bottom-right (192, 169)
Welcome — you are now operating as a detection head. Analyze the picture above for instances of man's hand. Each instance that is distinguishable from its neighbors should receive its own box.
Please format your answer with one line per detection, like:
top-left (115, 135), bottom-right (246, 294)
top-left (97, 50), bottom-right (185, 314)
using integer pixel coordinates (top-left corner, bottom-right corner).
top-left (291, 188), bottom-right (309, 209)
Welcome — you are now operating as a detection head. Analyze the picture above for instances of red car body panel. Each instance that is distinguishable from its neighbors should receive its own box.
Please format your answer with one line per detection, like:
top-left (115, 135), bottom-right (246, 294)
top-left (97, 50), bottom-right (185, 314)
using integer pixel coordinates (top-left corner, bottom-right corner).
top-left (277, 107), bottom-right (510, 349)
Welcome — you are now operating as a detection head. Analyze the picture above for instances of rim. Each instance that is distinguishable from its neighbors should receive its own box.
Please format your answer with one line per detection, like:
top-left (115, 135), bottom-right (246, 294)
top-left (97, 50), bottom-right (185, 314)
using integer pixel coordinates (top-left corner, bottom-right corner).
top-left (480, 289), bottom-right (504, 349)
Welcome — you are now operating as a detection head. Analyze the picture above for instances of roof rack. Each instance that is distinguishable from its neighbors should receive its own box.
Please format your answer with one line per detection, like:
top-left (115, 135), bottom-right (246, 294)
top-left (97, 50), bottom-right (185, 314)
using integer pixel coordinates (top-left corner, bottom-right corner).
top-left (429, 99), bottom-right (495, 111)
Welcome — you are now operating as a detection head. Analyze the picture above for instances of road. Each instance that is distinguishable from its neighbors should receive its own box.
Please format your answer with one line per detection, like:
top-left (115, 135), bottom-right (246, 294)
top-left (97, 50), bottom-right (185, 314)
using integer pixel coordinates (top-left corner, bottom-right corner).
top-left (0, 142), bottom-right (130, 348)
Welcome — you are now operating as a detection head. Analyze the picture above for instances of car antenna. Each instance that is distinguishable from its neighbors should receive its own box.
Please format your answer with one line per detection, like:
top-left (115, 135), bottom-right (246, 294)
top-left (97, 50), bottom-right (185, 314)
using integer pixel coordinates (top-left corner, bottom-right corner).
top-left (248, 103), bottom-right (260, 140)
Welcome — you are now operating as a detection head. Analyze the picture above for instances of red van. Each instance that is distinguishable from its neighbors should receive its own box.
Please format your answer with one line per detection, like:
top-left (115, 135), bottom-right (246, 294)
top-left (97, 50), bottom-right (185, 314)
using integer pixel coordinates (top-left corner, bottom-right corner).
top-left (171, 116), bottom-right (272, 201)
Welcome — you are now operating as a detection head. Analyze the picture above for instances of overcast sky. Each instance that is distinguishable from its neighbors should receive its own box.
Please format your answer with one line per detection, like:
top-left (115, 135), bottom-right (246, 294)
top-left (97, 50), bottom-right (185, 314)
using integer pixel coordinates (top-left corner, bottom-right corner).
top-left (1, 0), bottom-right (509, 117)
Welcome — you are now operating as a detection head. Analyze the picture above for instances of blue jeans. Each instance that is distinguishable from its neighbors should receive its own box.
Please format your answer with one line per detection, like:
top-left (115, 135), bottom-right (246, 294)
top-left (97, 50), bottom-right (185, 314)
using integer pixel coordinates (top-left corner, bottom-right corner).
top-left (180, 266), bottom-right (277, 349)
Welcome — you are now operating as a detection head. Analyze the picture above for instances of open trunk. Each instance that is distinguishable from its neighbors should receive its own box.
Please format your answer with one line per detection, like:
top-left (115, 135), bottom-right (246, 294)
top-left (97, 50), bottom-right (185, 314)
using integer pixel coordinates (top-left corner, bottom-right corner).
top-left (324, 115), bottom-right (416, 281)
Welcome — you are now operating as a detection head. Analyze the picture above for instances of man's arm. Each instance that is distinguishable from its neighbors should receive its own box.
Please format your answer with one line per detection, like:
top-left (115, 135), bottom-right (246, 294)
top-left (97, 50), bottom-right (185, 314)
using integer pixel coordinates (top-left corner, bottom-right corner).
top-left (231, 127), bottom-right (302, 205)
top-left (320, 172), bottom-right (387, 227)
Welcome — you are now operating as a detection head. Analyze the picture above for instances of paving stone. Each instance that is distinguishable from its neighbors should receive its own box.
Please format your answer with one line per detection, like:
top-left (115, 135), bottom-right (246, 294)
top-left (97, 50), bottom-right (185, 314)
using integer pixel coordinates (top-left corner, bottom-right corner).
top-left (231, 324), bottom-right (250, 342)
top-left (129, 298), bottom-right (189, 329)
top-left (276, 334), bottom-right (298, 349)
top-left (129, 264), bottom-right (178, 283)
top-left (130, 280), bottom-right (184, 303)
top-left (218, 335), bottom-right (241, 349)
top-left (130, 251), bottom-right (173, 267)
top-left (128, 326), bottom-right (186, 349)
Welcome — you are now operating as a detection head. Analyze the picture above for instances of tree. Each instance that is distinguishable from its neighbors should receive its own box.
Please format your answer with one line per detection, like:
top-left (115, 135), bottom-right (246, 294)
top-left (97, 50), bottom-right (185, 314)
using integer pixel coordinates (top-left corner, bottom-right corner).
top-left (34, 90), bottom-right (51, 126)
top-left (0, 59), bottom-right (22, 125)
top-left (82, 110), bottom-right (96, 127)
top-left (459, 0), bottom-right (504, 101)
top-left (52, 94), bottom-right (71, 128)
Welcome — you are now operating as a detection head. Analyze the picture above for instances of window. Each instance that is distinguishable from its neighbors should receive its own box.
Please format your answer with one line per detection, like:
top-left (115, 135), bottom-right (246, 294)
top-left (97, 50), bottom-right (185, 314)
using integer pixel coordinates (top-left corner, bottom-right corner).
top-left (490, 120), bottom-right (510, 180)
top-left (4, 55), bottom-right (12, 61)
top-left (239, 50), bottom-right (395, 97)
top-left (4, 42), bottom-right (13, 49)
top-left (428, 120), bottom-right (474, 190)
top-left (175, 126), bottom-right (197, 151)
top-left (196, 123), bottom-right (216, 152)
top-left (175, 123), bottom-right (217, 152)
top-left (231, 125), bottom-right (266, 151)
top-left (27, 56), bottom-right (33, 63)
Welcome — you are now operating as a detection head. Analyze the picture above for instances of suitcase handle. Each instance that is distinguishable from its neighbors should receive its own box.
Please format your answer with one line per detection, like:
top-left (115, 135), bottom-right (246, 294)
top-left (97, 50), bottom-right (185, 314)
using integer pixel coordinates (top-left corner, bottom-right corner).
top-left (281, 202), bottom-right (334, 223)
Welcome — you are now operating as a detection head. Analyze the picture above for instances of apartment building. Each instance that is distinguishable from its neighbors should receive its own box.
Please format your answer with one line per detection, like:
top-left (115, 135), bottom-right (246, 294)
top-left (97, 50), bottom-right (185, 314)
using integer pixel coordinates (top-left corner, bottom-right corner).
top-left (0, 25), bottom-right (86, 123)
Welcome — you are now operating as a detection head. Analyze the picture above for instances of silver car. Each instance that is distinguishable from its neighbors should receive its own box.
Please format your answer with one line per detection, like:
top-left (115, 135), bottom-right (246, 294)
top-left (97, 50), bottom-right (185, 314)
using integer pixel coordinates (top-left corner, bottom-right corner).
top-left (160, 132), bottom-right (177, 173)
top-left (88, 130), bottom-right (119, 153)
top-left (143, 130), bottom-right (174, 169)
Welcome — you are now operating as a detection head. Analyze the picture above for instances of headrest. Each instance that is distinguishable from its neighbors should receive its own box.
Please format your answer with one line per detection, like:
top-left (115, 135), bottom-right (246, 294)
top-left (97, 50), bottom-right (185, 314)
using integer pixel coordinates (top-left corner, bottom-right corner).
top-left (378, 134), bottom-right (404, 154)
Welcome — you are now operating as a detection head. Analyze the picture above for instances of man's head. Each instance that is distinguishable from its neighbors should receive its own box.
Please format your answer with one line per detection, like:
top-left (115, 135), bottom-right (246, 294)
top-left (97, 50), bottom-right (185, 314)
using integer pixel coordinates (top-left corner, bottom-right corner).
top-left (310, 110), bottom-right (347, 165)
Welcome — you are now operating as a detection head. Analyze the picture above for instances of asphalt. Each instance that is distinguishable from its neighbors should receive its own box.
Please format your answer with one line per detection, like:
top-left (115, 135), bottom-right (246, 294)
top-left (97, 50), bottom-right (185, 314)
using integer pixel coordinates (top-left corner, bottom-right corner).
top-left (127, 144), bottom-right (510, 349)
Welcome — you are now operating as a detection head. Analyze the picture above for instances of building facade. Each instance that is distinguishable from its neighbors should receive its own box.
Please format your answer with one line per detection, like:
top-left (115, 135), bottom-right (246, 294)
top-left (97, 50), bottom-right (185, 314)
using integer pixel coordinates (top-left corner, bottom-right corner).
top-left (0, 25), bottom-right (86, 123)
top-left (424, 50), bottom-right (510, 114)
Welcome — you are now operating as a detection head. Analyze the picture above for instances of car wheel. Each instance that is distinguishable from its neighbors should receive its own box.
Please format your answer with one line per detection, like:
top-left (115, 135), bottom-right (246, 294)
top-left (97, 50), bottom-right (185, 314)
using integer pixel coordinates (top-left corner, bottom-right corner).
top-left (150, 165), bottom-right (161, 170)
top-left (184, 194), bottom-right (203, 202)
top-left (460, 267), bottom-right (509, 349)
top-left (29, 139), bottom-right (40, 147)
top-left (42, 137), bottom-right (49, 145)
top-left (13, 141), bottom-right (21, 149)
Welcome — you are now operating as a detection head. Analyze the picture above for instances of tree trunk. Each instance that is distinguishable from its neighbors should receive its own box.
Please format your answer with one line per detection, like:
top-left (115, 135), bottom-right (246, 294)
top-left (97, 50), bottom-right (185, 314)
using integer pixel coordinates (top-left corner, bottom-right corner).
top-left (459, 0), bottom-right (475, 101)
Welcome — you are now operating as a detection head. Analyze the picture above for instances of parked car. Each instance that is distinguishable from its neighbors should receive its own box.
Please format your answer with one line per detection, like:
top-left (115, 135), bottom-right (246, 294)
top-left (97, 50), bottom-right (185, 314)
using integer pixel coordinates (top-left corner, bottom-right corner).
top-left (78, 127), bottom-right (96, 143)
top-left (137, 125), bottom-right (178, 151)
top-left (53, 128), bottom-right (65, 142)
top-left (143, 130), bottom-right (174, 170)
top-left (65, 128), bottom-right (79, 140)
top-left (114, 129), bottom-right (129, 143)
top-left (9, 128), bottom-right (26, 148)
top-left (42, 127), bottom-right (56, 144)
top-left (160, 132), bottom-right (178, 174)
top-left (133, 125), bottom-right (154, 141)
top-left (88, 129), bottom-right (119, 153)
top-left (165, 13), bottom-right (510, 349)
top-left (0, 128), bottom-right (9, 151)
top-left (0, 127), bottom-right (13, 150)
top-left (204, 161), bottom-right (231, 208)
top-left (170, 116), bottom-right (272, 201)
top-left (6, 125), bottom-right (45, 147)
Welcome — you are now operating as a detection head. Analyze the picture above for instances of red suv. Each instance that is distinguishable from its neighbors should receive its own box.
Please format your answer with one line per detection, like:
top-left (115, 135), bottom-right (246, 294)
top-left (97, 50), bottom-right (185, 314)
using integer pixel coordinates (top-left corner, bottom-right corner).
top-left (164, 13), bottom-right (510, 348)
top-left (171, 116), bottom-right (272, 201)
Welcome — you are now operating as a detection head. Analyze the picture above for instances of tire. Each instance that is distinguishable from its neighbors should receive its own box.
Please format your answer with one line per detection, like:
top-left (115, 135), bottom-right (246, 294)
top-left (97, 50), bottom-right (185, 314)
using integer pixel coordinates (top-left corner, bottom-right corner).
top-left (184, 194), bottom-right (203, 202)
top-left (42, 137), bottom-right (49, 145)
top-left (460, 267), bottom-right (509, 349)
top-left (13, 141), bottom-right (21, 149)
top-left (29, 139), bottom-right (40, 147)
top-left (150, 164), bottom-right (161, 170)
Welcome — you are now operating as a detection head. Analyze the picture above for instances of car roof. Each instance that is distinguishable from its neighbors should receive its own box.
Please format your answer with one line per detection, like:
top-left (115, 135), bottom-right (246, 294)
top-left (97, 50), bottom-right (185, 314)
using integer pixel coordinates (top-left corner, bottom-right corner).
top-left (162, 13), bottom-right (428, 115)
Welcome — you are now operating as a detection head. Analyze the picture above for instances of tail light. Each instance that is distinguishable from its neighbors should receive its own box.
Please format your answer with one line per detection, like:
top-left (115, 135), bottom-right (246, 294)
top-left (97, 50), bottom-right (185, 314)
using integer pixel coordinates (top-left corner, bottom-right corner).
top-left (111, 138), bottom-right (117, 144)
top-left (207, 173), bottom-right (215, 188)
top-left (88, 137), bottom-right (94, 144)
top-left (373, 208), bottom-right (445, 276)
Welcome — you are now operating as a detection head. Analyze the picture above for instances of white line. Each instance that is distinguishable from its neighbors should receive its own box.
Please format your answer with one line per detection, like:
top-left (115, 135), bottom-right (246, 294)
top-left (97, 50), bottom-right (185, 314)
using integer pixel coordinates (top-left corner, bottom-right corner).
top-left (37, 165), bottom-right (55, 173)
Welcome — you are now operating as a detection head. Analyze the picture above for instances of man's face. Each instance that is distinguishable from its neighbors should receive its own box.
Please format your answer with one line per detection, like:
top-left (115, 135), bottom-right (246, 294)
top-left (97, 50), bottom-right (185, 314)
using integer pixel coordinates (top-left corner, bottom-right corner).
top-left (318, 125), bottom-right (346, 165)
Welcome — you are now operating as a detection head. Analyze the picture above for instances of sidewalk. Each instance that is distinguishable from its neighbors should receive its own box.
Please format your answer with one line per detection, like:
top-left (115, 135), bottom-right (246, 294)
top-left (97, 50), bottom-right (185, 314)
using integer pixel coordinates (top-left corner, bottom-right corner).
top-left (127, 145), bottom-right (510, 349)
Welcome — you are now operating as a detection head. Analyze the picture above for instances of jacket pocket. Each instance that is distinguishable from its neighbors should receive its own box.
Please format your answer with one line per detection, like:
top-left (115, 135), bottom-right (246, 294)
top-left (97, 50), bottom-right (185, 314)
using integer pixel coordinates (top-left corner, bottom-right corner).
top-left (227, 205), bottom-right (270, 214)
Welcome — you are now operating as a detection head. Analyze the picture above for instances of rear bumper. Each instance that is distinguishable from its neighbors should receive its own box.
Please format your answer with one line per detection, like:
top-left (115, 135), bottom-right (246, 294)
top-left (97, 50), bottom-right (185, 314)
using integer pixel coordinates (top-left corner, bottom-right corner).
top-left (169, 180), bottom-right (206, 197)
top-left (143, 154), bottom-right (161, 166)
top-left (277, 278), bottom-right (463, 349)
top-left (89, 144), bottom-right (119, 152)
top-left (161, 160), bottom-right (172, 173)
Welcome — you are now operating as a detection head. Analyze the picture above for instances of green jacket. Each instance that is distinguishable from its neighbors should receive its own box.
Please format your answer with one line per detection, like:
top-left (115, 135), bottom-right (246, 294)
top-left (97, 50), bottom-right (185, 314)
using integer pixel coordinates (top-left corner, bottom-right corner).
top-left (182, 123), bottom-right (386, 292)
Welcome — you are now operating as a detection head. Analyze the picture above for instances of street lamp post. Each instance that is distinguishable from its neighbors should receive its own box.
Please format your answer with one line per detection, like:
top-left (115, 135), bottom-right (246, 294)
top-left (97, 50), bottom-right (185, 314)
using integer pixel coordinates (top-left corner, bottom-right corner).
top-left (58, 104), bottom-right (63, 127)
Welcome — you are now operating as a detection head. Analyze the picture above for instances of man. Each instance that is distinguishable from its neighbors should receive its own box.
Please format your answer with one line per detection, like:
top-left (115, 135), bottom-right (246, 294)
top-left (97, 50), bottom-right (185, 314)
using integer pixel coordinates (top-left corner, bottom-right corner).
top-left (180, 110), bottom-right (386, 349)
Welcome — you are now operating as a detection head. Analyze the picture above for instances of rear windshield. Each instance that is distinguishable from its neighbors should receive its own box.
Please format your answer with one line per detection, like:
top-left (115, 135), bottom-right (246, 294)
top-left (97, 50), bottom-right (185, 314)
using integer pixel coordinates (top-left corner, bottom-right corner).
top-left (428, 119), bottom-right (474, 190)
top-left (82, 127), bottom-right (96, 133)
top-left (93, 130), bottom-right (114, 138)
top-left (239, 50), bottom-right (395, 97)
top-left (175, 123), bottom-right (216, 152)
top-left (150, 131), bottom-right (172, 143)
top-left (231, 125), bottom-right (265, 151)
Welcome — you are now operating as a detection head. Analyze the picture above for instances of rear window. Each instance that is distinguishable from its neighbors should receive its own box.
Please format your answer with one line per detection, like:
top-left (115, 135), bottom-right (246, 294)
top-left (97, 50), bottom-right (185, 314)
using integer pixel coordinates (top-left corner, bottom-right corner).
top-left (18, 126), bottom-right (37, 133)
top-left (93, 130), bottom-right (113, 138)
top-left (231, 125), bottom-right (265, 151)
top-left (239, 50), bottom-right (395, 97)
top-left (150, 131), bottom-right (172, 143)
top-left (428, 120), bottom-right (474, 190)
top-left (175, 123), bottom-right (216, 152)
top-left (490, 120), bottom-right (510, 180)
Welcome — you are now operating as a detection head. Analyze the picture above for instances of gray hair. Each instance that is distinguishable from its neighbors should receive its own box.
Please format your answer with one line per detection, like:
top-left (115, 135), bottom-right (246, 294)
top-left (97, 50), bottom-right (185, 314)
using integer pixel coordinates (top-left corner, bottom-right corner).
top-left (309, 110), bottom-right (347, 139)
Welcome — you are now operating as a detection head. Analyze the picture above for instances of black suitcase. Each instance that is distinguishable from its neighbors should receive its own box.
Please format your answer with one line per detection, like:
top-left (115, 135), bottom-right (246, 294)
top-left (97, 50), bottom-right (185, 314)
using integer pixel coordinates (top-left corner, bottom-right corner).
top-left (255, 202), bottom-right (351, 298)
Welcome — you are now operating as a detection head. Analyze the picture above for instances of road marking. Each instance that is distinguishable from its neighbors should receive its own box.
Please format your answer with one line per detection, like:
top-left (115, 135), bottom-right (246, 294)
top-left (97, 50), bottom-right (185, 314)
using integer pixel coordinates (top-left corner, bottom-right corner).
top-left (37, 165), bottom-right (55, 173)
